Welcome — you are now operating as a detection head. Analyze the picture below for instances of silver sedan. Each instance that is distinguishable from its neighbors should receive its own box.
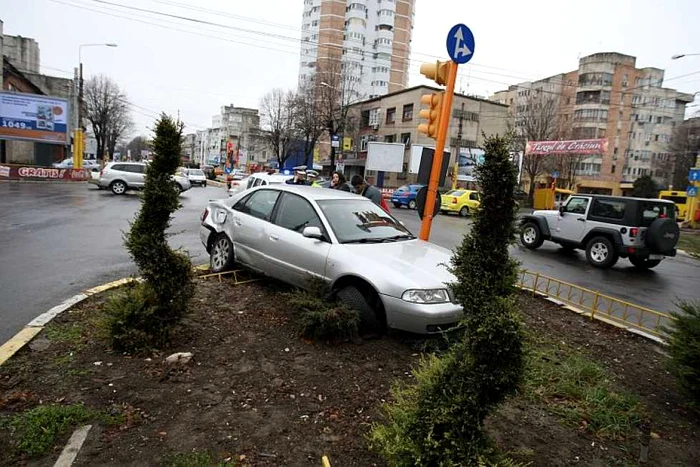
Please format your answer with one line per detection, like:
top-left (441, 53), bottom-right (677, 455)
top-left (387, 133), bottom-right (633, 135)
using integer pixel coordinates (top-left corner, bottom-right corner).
top-left (200, 185), bottom-right (463, 334)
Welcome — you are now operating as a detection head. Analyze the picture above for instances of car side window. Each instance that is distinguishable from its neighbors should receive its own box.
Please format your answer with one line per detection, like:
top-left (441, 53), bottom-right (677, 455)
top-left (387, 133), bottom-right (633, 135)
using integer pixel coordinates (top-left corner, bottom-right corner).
top-left (565, 197), bottom-right (589, 214)
top-left (238, 189), bottom-right (280, 221)
top-left (470, 192), bottom-right (480, 201)
top-left (246, 178), bottom-right (255, 189)
top-left (253, 178), bottom-right (264, 187)
top-left (590, 199), bottom-right (625, 219)
top-left (112, 164), bottom-right (126, 172)
top-left (134, 165), bottom-right (146, 174)
top-left (273, 193), bottom-right (324, 234)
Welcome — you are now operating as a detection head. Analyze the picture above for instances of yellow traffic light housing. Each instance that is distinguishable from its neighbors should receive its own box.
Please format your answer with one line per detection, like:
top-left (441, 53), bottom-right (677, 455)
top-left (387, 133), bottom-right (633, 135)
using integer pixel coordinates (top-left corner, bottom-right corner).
top-left (420, 60), bottom-right (451, 86)
top-left (417, 92), bottom-right (444, 139)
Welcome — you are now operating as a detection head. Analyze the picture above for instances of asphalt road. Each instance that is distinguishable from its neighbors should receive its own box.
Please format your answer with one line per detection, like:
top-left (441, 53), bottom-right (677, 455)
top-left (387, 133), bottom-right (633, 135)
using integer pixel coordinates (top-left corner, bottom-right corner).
top-left (1, 183), bottom-right (699, 345)
top-left (390, 207), bottom-right (700, 315)
top-left (0, 182), bottom-right (228, 345)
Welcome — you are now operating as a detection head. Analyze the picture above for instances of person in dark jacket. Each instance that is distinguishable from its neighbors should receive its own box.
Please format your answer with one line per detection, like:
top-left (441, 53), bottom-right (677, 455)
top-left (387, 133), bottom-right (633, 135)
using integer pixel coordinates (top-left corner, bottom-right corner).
top-left (350, 175), bottom-right (382, 205)
top-left (329, 171), bottom-right (351, 191)
top-left (286, 166), bottom-right (309, 185)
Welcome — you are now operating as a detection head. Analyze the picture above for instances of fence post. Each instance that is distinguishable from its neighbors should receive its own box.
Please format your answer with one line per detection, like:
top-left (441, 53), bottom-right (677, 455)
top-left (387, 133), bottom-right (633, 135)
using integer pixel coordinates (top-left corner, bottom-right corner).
top-left (532, 273), bottom-right (540, 297)
top-left (591, 292), bottom-right (600, 320)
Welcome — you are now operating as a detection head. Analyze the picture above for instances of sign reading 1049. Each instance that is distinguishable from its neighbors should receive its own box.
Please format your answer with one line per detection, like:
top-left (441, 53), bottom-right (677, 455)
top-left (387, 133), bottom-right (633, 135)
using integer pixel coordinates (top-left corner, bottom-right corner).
top-left (446, 24), bottom-right (475, 64)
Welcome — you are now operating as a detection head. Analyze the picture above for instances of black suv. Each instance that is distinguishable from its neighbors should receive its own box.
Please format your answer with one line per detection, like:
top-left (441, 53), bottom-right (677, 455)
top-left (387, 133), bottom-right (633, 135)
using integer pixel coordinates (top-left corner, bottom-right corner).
top-left (520, 194), bottom-right (680, 269)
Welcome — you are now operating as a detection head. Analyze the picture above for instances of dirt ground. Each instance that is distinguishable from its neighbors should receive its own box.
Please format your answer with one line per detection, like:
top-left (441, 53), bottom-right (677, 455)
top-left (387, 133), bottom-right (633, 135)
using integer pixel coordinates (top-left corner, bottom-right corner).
top-left (1, 276), bottom-right (699, 466)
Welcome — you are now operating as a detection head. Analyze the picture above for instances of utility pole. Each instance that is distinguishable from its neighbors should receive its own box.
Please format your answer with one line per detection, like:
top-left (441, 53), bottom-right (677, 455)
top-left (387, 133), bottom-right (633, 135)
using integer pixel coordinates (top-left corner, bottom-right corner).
top-left (453, 102), bottom-right (465, 190)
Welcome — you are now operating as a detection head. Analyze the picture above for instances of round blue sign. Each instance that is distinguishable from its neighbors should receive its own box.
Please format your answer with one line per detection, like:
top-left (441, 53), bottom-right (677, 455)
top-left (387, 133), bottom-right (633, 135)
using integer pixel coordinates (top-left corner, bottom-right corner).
top-left (446, 24), bottom-right (475, 65)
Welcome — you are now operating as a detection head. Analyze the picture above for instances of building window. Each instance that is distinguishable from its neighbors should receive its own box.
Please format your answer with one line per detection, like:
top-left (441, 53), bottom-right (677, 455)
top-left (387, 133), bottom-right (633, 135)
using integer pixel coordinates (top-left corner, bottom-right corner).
top-left (401, 133), bottom-right (411, 146)
top-left (386, 107), bottom-right (396, 124)
top-left (402, 104), bottom-right (413, 121)
top-left (578, 72), bottom-right (613, 86)
top-left (385, 134), bottom-right (396, 143)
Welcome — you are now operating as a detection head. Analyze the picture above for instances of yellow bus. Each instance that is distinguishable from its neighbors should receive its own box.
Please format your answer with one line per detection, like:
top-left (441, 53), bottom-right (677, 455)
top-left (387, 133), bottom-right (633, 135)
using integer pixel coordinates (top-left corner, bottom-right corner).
top-left (658, 190), bottom-right (688, 220)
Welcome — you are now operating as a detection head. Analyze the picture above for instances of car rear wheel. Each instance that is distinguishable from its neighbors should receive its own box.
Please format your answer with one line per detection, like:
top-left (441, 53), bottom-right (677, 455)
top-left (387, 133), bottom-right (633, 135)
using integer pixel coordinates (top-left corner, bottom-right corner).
top-left (585, 236), bottom-right (618, 268)
top-left (520, 222), bottom-right (544, 249)
top-left (110, 180), bottom-right (126, 195)
top-left (337, 285), bottom-right (382, 337)
top-left (408, 199), bottom-right (417, 210)
top-left (459, 206), bottom-right (469, 217)
top-left (210, 234), bottom-right (235, 273)
top-left (629, 255), bottom-right (661, 269)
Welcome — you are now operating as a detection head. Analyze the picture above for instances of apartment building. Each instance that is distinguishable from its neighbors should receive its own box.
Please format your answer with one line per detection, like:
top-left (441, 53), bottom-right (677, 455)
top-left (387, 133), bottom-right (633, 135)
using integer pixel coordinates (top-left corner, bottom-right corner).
top-left (298, 0), bottom-right (415, 100)
top-left (491, 52), bottom-right (694, 195)
top-left (342, 85), bottom-right (510, 187)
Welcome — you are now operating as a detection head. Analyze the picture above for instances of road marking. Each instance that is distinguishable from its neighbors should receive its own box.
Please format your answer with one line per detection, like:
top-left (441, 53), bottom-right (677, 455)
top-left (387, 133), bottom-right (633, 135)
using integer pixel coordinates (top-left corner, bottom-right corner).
top-left (27, 294), bottom-right (88, 327)
top-left (0, 327), bottom-right (43, 366)
top-left (84, 278), bottom-right (134, 295)
top-left (54, 425), bottom-right (92, 467)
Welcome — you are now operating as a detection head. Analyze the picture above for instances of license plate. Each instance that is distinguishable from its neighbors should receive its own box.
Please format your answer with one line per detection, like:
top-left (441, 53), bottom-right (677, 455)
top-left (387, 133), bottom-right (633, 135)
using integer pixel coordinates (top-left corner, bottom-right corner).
top-left (649, 254), bottom-right (663, 260)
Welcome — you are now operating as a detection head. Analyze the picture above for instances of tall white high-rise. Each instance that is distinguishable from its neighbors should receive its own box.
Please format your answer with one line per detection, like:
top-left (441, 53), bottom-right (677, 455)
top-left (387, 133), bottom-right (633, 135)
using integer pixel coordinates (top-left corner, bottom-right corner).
top-left (298, 0), bottom-right (415, 99)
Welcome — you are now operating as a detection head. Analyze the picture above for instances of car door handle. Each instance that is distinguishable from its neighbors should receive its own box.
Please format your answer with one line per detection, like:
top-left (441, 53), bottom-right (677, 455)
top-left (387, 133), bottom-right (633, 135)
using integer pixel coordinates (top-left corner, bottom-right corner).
top-left (577, 218), bottom-right (586, 222)
top-left (269, 234), bottom-right (279, 241)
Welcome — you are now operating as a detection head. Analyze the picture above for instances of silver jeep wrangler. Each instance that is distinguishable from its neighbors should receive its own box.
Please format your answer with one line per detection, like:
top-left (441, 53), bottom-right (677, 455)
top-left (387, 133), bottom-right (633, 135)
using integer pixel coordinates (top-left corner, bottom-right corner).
top-left (519, 195), bottom-right (680, 269)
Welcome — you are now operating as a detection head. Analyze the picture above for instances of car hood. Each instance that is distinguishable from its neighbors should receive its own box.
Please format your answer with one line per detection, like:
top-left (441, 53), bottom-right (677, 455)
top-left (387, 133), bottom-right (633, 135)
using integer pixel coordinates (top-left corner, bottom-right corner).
top-left (339, 239), bottom-right (456, 292)
top-left (532, 209), bottom-right (558, 217)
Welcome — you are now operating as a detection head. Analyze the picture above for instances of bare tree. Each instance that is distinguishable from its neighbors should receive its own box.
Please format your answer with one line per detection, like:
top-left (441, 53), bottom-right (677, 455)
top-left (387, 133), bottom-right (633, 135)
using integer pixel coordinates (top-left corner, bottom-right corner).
top-left (84, 75), bottom-right (132, 161)
top-left (293, 82), bottom-right (325, 167)
top-left (127, 136), bottom-right (150, 161)
top-left (549, 153), bottom-right (588, 190)
top-left (315, 59), bottom-right (362, 171)
top-left (509, 93), bottom-right (562, 200)
top-left (668, 117), bottom-right (700, 189)
top-left (260, 88), bottom-right (296, 166)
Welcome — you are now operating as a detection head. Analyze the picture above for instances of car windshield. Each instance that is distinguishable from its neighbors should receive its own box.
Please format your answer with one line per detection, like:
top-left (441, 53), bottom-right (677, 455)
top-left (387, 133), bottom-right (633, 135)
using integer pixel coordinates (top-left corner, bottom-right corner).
top-left (395, 186), bottom-right (408, 192)
top-left (190, 169), bottom-right (204, 175)
top-left (445, 190), bottom-right (465, 197)
top-left (317, 199), bottom-right (414, 244)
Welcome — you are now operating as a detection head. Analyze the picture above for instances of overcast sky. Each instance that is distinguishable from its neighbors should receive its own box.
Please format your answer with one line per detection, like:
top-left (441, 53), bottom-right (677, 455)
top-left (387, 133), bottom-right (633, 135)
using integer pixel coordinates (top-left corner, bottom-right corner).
top-left (3, 0), bottom-right (700, 137)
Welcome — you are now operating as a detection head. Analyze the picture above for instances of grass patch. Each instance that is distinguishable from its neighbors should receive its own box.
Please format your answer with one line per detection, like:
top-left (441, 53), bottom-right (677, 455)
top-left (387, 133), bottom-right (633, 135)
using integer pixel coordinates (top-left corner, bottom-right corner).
top-left (1, 404), bottom-right (122, 457)
top-left (524, 345), bottom-right (642, 440)
top-left (167, 450), bottom-right (237, 466)
top-left (44, 323), bottom-right (82, 344)
top-left (678, 232), bottom-right (700, 258)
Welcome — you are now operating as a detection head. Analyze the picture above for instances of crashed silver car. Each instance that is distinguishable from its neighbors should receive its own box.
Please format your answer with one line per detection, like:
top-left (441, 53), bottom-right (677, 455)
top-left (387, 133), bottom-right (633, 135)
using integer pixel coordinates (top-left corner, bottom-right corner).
top-left (200, 185), bottom-right (463, 334)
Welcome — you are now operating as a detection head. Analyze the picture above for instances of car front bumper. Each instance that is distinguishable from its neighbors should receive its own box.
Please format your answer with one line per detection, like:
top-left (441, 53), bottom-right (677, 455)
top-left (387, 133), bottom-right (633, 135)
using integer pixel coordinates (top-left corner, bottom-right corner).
top-left (391, 197), bottom-right (408, 205)
top-left (380, 294), bottom-right (464, 334)
top-left (200, 224), bottom-right (214, 253)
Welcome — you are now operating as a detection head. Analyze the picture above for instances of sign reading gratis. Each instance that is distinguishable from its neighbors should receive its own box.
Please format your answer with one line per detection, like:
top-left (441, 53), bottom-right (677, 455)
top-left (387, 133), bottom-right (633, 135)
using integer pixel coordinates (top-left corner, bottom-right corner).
top-left (0, 91), bottom-right (70, 145)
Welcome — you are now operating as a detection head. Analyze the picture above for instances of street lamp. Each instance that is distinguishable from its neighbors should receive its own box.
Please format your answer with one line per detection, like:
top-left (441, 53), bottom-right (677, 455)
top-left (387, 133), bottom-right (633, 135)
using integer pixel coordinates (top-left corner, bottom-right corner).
top-left (671, 53), bottom-right (700, 60)
top-left (77, 43), bottom-right (117, 128)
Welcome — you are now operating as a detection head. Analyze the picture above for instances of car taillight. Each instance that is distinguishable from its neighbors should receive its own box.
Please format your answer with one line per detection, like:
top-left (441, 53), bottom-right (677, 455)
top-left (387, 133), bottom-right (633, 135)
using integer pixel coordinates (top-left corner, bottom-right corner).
top-left (201, 208), bottom-right (209, 223)
top-left (630, 228), bottom-right (638, 238)
top-left (452, 197), bottom-right (458, 204)
top-left (402, 192), bottom-right (410, 197)
top-left (99, 169), bottom-right (104, 177)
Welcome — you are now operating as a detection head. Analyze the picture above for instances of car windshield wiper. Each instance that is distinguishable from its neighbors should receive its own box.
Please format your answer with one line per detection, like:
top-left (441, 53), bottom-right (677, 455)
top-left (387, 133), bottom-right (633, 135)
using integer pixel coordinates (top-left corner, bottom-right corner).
top-left (379, 234), bottom-right (416, 242)
top-left (342, 234), bottom-right (416, 244)
top-left (342, 237), bottom-right (387, 244)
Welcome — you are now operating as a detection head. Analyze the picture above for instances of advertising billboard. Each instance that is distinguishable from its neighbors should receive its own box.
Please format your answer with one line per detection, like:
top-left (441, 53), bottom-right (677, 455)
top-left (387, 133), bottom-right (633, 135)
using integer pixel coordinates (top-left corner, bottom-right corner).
top-left (457, 148), bottom-right (485, 182)
top-left (525, 138), bottom-right (608, 155)
top-left (0, 92), bottom-right (70, 144)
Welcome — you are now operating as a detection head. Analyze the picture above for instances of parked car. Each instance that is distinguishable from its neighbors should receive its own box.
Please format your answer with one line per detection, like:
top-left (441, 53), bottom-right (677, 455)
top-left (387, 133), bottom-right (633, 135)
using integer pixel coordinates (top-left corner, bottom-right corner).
top-left (391, 184), bottom-right (424, 209)
top-left (97, 162), bottom-right (191, 195)
top-left (201, 185), bottom-right (463, 334)
top-left (53, 158), bottom-right (99, 169)
top-left (227, 176), bottom-right (249, 197)
top-left (519, 195), bottom-right (679, 269)
top-left (187, 168), bottom-right (207, 187)
top-left (440, 189), bottom-right (481, 217)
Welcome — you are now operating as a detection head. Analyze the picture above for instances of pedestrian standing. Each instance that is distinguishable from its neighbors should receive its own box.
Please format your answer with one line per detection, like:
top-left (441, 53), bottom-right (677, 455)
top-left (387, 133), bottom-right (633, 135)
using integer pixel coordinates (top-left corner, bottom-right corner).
top-left (350, 175), bottom-right (383, 206)
top-left (286, 166), bottom-right (309, 185)
top-left (329, 171), bottom-right (351, 191)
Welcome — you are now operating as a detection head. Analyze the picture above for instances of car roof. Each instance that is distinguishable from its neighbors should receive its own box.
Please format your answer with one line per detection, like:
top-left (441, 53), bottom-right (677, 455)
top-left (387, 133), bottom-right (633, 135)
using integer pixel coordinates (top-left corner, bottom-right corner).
top-left (259, 184), bottom-right (361, 201)
top-left (571, 193), bottom-right (675, 204)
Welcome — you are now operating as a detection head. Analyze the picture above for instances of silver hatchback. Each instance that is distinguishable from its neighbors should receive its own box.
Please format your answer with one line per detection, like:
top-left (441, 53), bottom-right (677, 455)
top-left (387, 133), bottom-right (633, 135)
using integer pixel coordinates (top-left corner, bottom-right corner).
top-left (98, 162), bottom-right (191, 195)
top-left (200, 185), bottom-right (464, 334)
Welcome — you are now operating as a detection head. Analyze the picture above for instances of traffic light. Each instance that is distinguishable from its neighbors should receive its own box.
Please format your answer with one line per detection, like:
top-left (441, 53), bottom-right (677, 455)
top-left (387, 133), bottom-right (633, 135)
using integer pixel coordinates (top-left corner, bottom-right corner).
top-left (418, 92), bottom-right (444, 139)
top-left (420, 60), bottom-right (451, 86)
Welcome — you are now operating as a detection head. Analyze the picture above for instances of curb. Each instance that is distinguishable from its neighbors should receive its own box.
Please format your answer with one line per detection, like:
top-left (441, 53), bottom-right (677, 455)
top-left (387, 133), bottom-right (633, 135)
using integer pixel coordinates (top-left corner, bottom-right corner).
top-left (0, 266), bottom-right (209, 367)
top-left (208, 180), bottom-right (227, 188)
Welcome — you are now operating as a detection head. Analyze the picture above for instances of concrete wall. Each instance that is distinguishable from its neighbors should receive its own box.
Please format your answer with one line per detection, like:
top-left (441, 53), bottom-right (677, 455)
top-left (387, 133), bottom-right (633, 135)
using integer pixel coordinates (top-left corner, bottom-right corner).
top-left (2, 34), bottom-right (40, 74)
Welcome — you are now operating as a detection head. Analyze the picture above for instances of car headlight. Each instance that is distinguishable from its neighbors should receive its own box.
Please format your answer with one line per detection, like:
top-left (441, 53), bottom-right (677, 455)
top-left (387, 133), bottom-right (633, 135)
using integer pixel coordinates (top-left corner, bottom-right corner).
top-left (401, 289), bottom-right (450, 304)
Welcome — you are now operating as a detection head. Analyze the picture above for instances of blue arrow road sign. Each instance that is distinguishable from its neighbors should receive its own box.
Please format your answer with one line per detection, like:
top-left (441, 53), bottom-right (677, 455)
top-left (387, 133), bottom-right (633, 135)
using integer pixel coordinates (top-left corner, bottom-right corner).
top-left (690, 168), bottom-right (700, 182)
top-left (688, 186), bottom-right (699, 198)
top-left (551, 171), bottom-right (559, 179)
top-left (446, 24), bottom-right (475, 64)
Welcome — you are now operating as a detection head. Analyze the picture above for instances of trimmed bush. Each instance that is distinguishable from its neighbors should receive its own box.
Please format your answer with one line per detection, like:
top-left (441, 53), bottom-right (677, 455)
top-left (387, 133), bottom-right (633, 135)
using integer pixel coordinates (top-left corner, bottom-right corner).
top-left (370, 134), bottom-right (524, 464)
top-left (113, 114), bottom-right (194, 352)
top-left (665, 301), bottom-right (700, 407)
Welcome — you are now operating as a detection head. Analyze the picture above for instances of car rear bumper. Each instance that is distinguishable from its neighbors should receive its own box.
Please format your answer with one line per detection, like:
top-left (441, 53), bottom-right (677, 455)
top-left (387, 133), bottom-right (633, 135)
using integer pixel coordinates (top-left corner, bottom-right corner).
top-left (440, 203), bottom-right (460, 212)
top-left (391, 198), bottom-right (408, 205)
top-left (380, 294), bottom-right (464, 334)
top-left (200, 225), bottom-right (214, 252)
top-left (619, 246), bottom-right (676, 258)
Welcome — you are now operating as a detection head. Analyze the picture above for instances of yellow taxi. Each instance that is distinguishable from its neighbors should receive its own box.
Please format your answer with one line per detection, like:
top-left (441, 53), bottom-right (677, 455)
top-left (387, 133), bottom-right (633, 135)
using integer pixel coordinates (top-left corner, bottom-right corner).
top-left (440, 189), bottom-right (481, 217)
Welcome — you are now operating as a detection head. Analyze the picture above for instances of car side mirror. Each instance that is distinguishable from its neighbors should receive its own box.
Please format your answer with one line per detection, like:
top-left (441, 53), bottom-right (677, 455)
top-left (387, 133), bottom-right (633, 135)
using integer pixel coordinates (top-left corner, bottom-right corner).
top-left (302, 226), bottom-right (323, 239)
top-left (559, 206), bottom-right (566, 215)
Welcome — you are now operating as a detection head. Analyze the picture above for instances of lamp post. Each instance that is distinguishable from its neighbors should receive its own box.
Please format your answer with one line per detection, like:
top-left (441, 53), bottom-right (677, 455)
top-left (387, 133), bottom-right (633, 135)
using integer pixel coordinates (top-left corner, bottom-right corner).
top-left (75, 43), bottom-right (116, 168)
top-left (671, 53), bottom-right (700, 60)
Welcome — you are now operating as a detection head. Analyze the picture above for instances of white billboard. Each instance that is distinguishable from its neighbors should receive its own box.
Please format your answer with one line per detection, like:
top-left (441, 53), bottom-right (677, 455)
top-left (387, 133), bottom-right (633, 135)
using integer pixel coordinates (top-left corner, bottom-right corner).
top-left (0, 91), bottom-right (70, 144)
top-left (366, 142), bottom-right (404, 172)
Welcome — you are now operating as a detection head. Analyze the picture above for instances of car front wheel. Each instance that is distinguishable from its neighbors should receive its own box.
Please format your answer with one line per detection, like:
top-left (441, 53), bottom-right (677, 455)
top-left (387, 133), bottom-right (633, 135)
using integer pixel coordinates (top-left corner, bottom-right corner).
top-left (585, 236), bottom-right (618, 268)
top-left (408, 199), bottom-right (417, 210)
top-left (629, 255), bottom-right (661, 269)
top-left (210, 234), bottom-right (235, 273)
top-left (110, 180), bottom-right (126, 195)
top-left (337, 285), bottom-right (382, 336)
top-left (520, 222), bottom-right (544, 249)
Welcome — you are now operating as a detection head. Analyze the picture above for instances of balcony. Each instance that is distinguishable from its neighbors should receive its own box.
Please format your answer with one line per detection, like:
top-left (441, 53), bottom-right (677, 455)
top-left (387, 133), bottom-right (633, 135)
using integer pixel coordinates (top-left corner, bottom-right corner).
top-left (345, 4), bottom-right (366, 21)
top-left (374, 38), bottom-right (392, 55)
top-left (377, 10), bottom-right (394, 28)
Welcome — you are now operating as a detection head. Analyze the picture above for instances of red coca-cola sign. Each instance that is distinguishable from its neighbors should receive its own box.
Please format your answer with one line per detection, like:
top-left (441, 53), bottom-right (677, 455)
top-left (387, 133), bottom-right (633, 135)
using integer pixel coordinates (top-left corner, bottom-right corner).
top-left (0, 164), bottom-right (92, 181)
top-left (525, 139), bottom-right (608, 155)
